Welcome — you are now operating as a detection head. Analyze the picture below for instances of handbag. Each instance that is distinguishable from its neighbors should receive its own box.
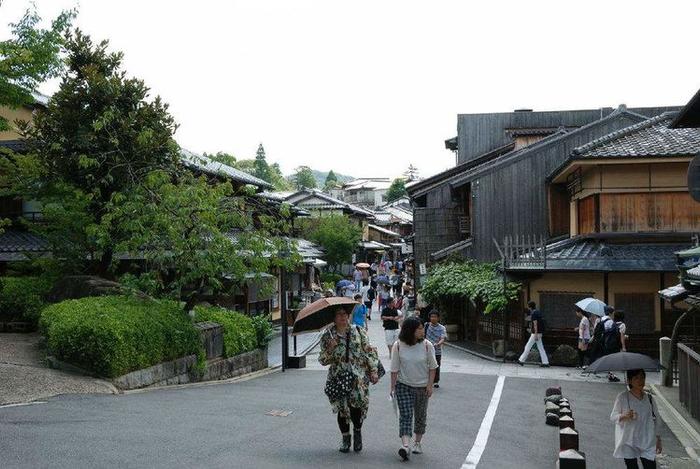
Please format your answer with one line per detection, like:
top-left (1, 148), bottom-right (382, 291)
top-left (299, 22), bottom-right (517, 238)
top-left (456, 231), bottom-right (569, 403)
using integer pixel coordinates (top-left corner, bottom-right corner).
top-left (324, 329), bottom-right (355, 401)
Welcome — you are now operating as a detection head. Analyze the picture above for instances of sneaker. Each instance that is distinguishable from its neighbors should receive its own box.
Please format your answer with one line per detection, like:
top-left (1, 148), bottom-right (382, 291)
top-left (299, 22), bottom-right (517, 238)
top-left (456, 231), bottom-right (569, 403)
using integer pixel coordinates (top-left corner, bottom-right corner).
top-left (398, 446), bottom-right (410, 461)
top-left (540, 364), bottom-right (550, 368)
top-left (516, 360), bottom-right (524, 366)
top-left (433, 383), bottom-right (439, 388)
top-left (412, 442), bottom-right (423, 454)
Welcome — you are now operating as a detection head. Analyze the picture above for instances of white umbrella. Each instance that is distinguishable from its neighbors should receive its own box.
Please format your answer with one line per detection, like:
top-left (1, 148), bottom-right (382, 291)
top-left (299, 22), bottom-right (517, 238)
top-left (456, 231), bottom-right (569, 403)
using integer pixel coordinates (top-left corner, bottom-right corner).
top-left (575, 297), bottom-right (607, 317)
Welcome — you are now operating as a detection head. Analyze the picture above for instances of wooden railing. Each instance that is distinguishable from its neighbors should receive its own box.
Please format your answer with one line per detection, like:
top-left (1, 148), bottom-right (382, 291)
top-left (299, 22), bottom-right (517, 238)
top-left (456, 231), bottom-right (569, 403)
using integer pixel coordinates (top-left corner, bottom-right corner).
top-left (678, 343), bottom-right (700, 420)
top-left (499, 234), bottom-right (547, 268)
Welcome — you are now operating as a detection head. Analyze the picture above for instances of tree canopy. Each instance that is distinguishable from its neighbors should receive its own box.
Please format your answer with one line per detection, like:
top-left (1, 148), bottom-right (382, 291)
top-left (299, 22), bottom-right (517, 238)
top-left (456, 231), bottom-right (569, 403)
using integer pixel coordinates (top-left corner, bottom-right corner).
top-left (0, 6), bottom-right (75, 131)
top-left (293, 165), bottom-right (317, 190)
top-left (301, 215), bottom-right (361, 272)
top-left (324, 170), bottom-right (339, 190)
top-left (386, 178), bottom-right (407, 202)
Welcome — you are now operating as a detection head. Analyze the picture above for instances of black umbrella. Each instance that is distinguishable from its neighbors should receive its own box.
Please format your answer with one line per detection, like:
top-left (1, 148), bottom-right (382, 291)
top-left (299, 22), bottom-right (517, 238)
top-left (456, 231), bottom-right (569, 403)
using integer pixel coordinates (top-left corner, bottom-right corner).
top-left (292, 297), bottom-right (358, 335)
top-left (584, 352), bottom-right (663, 374)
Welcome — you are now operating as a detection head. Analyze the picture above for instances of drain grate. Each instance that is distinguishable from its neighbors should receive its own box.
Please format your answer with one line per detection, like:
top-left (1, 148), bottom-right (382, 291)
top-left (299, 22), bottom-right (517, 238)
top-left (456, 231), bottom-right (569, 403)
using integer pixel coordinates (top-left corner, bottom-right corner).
top-left (265, 409), bottom-right (293, 417)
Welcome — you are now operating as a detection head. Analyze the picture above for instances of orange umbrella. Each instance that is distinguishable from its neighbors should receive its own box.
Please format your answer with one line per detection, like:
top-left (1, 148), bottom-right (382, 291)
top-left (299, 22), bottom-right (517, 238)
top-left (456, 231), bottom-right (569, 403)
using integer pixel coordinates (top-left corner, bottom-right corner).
top-left (356, 262), bottom-right (370, 269)
top-left (292, 297), bottom-right (358, 335)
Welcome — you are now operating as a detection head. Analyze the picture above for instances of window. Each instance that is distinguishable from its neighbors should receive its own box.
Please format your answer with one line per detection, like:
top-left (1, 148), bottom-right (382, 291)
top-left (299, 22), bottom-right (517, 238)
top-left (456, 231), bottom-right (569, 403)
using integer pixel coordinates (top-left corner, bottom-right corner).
top-left (539, 291), bottom-right (593, 330)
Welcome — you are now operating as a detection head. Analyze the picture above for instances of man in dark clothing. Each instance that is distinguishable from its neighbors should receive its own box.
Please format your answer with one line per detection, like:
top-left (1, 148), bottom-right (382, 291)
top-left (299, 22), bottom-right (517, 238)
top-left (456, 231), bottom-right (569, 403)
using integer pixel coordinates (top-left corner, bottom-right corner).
top-left (517, 301), bottom-right (549, 367)
top-left (381, 297), bottom-right (403, 357)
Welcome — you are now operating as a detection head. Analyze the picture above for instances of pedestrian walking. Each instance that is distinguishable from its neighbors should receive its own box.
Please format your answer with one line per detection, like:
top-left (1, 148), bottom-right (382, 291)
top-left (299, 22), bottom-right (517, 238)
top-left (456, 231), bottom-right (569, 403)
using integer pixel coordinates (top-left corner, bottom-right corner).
top-left (367, 281), bottom-right (377, 319)
top-left (517, 301), bottom-right (549, 367)
top-left (359, 279), bottom-right (373, 320)
top-left (381, 297), bottom-right (403, 357)
top-left (352, 294), bottom-right (368, 329)
top-left (594, 305), bottom-right (623, 382)
top-left (575, 309), bottom-right (591, 368)
top-left (614, 310), bottom-right (628, 352)
top-left (424, 310), bottom-right (447, 388)
top-left (395, 272), bottom-right (405, 298)
top-left (390, 317), bottom-right (438, 461)
top-left (319, 308), bottom-right (380, 453)
top-left (353, 266), bottom-right (363, 292)
top-left (379, 284), bottom-right (391, 311)
top-left (610, 369), bottom-right (662, 468)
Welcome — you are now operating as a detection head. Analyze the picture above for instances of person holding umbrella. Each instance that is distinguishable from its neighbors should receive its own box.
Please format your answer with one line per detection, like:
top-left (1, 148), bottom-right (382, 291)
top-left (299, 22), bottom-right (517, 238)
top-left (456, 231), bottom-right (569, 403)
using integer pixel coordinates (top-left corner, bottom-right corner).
top-left (610, 369), bottom-right (662, 468)
top-left (318, 306), bottom-right (380, 453)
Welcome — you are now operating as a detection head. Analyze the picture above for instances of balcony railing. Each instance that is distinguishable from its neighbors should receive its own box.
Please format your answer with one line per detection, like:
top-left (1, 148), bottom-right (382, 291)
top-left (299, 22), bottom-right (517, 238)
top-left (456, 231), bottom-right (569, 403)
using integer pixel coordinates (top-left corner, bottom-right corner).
top-left (678, 343), bottom-right (700, 420)
top-left (496, 234), bottom-right (547, 269)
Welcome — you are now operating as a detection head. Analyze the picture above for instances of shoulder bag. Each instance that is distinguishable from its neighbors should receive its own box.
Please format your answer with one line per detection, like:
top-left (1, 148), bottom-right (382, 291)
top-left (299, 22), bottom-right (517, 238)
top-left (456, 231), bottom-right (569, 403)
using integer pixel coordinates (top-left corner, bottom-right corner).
top-left (324, 329), bottom-right (355, 401)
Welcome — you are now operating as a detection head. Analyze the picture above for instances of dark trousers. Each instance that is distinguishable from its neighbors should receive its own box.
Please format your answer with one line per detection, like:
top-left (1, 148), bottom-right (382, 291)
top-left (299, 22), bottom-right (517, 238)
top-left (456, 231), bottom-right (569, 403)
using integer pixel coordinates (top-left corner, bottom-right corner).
top-left (337, 406), bottom-right (363, 433)
top-left (364, 301), bottom-right (373, 318)
top-left (624, 457), bottom-right (656, 469)
top-left (435, 354), bottom-right (442, 383)
top-left (577, 348), bottom-right (586, 367)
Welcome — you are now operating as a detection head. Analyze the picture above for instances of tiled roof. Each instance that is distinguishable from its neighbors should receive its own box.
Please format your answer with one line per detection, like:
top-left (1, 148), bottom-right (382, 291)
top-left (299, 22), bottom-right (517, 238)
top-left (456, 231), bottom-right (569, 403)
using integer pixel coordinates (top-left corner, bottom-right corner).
top-left (0, 140), bottom-right (26, 152)
top-left (180, 149), bottom-right (272, 189)
top-left (572, 113), bottom-right (700, 159)
top-left (285, 189), bottom-right (375, 218)
top-left (368, 224), bottom-right (401, 238)
top-left (507, 238), bottom-right (688, 272)
top-left (430, 239), bottom-right (473, 261)
top-left (0, 230), bottom-right (50, 261)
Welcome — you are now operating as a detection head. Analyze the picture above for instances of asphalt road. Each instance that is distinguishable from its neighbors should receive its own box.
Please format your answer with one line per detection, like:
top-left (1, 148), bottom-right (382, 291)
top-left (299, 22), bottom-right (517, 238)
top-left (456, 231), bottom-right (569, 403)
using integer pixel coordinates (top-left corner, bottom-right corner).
top-left (0, 365), bottom-right (689, 469)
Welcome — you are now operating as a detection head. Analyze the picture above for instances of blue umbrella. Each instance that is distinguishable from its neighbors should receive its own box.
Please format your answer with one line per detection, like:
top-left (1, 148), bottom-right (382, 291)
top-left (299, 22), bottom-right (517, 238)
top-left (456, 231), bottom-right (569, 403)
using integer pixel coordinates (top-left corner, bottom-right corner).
top-left (336, 279), bottom-right (353, 288)
top-left (376, 275), bottom-right (390, 285)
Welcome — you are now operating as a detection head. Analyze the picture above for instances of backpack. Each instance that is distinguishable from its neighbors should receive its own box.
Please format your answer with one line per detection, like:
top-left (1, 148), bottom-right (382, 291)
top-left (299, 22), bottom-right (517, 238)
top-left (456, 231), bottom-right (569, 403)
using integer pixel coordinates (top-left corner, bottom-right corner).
top-left (603, 320), bottom-right (622, 354)
top-left (592, 317), bottom-right (609, 345)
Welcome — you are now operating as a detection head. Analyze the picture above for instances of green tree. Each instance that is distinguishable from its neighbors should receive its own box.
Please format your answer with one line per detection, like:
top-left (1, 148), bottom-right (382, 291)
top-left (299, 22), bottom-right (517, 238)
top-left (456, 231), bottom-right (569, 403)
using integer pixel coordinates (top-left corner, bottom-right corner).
top-left (293, 165), bottom-right (317, 190)
top-left (324, 170), bottom-right (339, 191)
top-left (16, 31), bottom-right (181, 275)
top-left (269, 162), bottom-right (292, 191)
top-left (107, 170), bottom-right (299, 313)
top-left (0, 5), bottom-right (75, 131)
top-left (253, 143), bottom-right (271, 183)
top-left (207, 151), bottom-right (237, 167)
top-left (301, 214), bottom-right (361, 272)
top-left (386, 178), bottom-right (407, 202)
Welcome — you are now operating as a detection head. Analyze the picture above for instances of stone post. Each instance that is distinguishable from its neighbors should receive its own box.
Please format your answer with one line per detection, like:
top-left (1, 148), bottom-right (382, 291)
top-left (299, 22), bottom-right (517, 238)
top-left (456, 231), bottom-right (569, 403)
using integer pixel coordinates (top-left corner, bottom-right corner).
top-left (659, 336), bottom-right (671, 386)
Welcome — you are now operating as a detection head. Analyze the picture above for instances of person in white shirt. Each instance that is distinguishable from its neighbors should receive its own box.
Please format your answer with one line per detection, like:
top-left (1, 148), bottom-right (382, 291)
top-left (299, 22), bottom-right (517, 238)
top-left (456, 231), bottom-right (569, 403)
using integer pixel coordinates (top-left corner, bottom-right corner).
top-left (610, 369), bottom-right (661, 468)
top-left (574, 309), bottom-right (591, 368)
top-left (390, 317), bottom-right (438, 461)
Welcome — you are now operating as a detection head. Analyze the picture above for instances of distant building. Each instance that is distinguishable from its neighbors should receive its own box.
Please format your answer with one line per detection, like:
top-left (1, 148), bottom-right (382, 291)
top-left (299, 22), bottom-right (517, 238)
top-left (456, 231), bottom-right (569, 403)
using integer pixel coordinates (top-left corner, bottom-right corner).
top-left (331, 178), bottom-right (392, 208)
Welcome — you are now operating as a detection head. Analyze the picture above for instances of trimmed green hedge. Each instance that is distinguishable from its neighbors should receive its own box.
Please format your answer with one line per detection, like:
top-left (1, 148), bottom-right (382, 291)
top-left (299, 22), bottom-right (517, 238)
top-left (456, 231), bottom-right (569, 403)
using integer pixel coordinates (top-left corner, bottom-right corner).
top-left (0, 276), bottom-right (52, 325)
top-left (40, 296), bottom-right (201, 378)
top-left (194, 306), bottom-right (257, 357)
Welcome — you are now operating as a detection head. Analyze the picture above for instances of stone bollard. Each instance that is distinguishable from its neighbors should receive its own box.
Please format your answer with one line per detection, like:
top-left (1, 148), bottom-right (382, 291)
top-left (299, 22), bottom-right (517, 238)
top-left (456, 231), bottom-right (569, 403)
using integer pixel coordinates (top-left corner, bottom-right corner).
top-left (560, 427), bottom-right (579, 451)
top-left (546, 402), bottom-right (561, 415)
top-left (659, 336), bottom-right (671, 386)
top-left (559, 415), bottom-right (575, 430)
top-left (560, 407), bottom-right (573, 419)
top-left (558, 449), bottom-right (586, 468)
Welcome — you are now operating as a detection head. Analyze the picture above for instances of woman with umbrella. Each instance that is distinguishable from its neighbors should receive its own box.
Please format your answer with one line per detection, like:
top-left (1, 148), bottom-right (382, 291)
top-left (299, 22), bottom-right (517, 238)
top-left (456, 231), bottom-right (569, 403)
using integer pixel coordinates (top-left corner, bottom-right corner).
top-left (317, 302), bottom-right (380, 453)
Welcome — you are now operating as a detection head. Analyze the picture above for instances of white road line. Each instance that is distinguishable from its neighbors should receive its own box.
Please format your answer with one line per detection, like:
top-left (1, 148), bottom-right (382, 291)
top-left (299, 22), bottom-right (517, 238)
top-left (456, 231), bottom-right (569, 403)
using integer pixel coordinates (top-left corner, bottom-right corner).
top-left (0, 401), bottom-right (47, 409)
top-left (461, 375), bottom-right (506, 469)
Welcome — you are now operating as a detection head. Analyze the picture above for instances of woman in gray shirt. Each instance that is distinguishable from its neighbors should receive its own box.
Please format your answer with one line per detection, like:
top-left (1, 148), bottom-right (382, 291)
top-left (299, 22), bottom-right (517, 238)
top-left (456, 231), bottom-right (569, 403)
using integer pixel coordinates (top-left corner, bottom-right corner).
top-left (390, 317), bottom-right (438, 461)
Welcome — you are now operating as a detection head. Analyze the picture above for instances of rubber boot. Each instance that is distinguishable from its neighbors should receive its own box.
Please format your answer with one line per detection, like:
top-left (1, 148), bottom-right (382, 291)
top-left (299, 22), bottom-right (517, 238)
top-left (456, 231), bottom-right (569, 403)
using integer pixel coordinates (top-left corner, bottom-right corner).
top-left (353, 429), bottom-right (363, 452)
top-left (339, 434), bottom-right (351, 453)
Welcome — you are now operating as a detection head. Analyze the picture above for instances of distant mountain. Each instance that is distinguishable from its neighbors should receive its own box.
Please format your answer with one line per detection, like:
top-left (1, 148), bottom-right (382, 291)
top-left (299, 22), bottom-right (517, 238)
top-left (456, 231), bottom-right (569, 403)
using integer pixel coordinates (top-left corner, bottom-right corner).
top-left (285, 169), bottom-right (355, 188)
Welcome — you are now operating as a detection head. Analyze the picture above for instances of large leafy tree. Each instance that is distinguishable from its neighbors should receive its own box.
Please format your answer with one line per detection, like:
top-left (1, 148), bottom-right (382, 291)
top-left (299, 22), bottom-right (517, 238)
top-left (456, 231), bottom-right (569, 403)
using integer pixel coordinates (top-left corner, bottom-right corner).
top-left (293, 165), bottom-right (316, 190)
top-left (0, 5), bottom-right (75, 131)
top-left (17, 31), bottom-right (181, 274)
top-left (386, 178), bottom-right (407, 202)
top-left (301, 214), bottom-right (361, 272)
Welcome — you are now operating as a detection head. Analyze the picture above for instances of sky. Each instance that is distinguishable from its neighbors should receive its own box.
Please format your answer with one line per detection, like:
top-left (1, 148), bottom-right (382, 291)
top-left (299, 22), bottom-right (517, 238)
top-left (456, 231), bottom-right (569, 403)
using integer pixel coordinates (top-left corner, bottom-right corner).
top-left (1, 0), bottom-right (699, 180)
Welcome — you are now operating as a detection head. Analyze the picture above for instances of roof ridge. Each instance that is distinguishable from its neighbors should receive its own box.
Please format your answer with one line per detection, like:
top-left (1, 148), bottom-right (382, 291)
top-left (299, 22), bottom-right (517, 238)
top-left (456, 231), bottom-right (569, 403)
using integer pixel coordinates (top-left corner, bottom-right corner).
top-left (572, 112), bottom-right (677, 156)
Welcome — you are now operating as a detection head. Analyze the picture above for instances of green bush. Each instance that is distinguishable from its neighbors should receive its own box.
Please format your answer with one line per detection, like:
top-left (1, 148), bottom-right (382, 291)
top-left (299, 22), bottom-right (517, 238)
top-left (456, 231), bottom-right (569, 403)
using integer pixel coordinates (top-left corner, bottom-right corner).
top-left (251, 314), bottom-right (274, 348)
top-left (194, 306), bottom-right (257, 357)
top-left (0, 276), bottom-right (53, 325)
top-left (40, 296), bottom-right (202, 378)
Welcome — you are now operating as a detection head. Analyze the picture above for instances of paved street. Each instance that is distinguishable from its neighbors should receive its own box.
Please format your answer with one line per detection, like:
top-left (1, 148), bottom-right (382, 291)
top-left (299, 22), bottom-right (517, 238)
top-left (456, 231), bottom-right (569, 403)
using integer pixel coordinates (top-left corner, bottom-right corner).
top-left (0, 312), bottom-right (695, 468)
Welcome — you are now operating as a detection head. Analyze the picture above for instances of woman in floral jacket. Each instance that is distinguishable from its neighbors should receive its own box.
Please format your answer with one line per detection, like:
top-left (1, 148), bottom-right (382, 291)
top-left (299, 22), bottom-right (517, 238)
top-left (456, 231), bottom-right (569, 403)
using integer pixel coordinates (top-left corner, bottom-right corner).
top-left (319, 308), bottom-right (380, 453)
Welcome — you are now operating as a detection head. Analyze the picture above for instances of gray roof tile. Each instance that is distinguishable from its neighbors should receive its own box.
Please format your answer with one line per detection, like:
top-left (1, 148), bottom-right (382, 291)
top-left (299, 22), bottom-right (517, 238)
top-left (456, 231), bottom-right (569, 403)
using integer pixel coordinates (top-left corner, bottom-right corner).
top-left (572, 113), bottom-right (700, 159)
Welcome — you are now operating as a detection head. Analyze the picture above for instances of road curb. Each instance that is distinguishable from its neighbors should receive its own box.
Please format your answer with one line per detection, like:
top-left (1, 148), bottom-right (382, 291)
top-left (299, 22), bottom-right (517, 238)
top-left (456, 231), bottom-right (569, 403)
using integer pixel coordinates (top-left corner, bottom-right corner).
top-left (122, 365), bottom-right (282, 395)
top-left (444, 342), bottom-right (502, 363)
top-left (650, 384), bottom-right (700, 465)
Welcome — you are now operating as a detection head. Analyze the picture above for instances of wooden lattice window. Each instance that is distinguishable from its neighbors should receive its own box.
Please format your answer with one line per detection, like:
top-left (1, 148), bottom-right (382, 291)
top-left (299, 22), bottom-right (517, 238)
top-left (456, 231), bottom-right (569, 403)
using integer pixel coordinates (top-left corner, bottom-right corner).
top-left (613, 293), bottom-right (656, 334)
top-left (539, 291), bottom-right (593, 330)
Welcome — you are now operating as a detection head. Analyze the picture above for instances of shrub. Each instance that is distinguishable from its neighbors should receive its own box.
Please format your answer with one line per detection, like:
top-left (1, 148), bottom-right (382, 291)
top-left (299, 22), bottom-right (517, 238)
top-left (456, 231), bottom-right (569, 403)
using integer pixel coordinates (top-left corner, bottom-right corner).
top-left (0, 276), bottom-right (53, 326)
top-left (321, 272), bottom-right (344, 285)
top-left (251, 314), bottom-right (274, 348)
top-left (194, 306), bottom-right (257, 357)
top-left (40, 296), bottom-right (201, 378)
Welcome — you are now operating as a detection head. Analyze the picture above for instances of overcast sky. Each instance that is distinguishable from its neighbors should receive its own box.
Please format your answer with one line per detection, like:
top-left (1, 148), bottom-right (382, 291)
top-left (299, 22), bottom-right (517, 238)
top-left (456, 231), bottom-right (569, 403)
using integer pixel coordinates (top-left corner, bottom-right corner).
top-left (2, 0), bottom-right (699, 180)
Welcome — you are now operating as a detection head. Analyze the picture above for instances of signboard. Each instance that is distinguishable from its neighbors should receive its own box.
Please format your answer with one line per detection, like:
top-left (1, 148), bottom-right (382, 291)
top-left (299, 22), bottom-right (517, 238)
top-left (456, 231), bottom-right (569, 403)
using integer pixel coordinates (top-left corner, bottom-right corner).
top-left (419, 263), bottom-right (427, 275)
top-left (401, 243), bottom-right (413, 254)
top-left (352, 253), bottom-right (357, 264)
